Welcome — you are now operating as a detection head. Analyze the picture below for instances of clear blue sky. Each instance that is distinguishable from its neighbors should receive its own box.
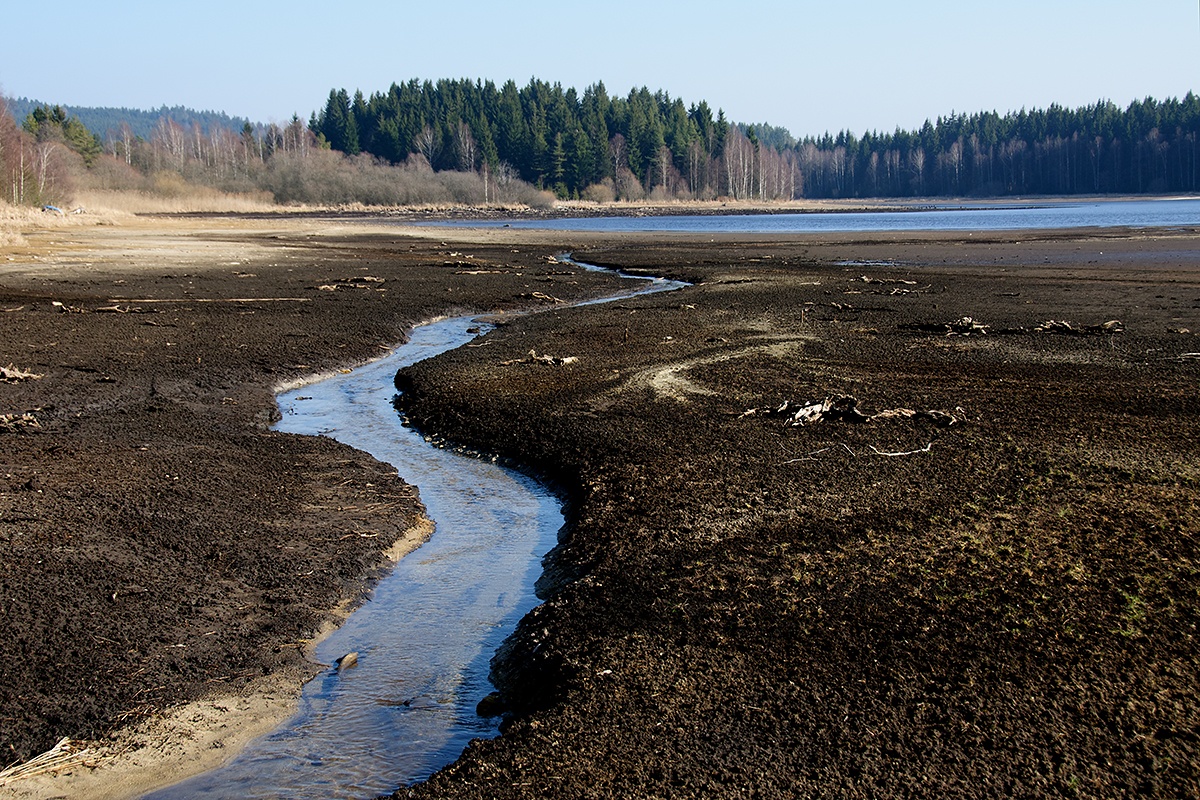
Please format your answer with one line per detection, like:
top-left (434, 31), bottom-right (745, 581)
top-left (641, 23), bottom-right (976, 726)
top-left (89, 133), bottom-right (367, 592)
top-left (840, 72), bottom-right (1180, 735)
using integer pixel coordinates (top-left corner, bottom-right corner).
top-left (1, 0), bottom-right (1196, 138)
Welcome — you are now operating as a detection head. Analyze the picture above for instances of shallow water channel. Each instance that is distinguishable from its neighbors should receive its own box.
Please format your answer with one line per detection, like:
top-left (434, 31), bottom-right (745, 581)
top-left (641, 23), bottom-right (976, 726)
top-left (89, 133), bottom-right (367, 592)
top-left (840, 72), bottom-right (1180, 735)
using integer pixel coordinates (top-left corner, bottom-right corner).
top-left (147, 263), bottom-right (682, 799)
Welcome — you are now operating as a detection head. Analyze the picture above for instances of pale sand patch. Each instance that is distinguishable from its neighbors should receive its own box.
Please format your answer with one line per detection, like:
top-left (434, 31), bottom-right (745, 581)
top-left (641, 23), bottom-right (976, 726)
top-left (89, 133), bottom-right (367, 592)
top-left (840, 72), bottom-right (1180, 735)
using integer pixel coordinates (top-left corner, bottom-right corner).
top-left (0, 667), bottom-right (313, 800)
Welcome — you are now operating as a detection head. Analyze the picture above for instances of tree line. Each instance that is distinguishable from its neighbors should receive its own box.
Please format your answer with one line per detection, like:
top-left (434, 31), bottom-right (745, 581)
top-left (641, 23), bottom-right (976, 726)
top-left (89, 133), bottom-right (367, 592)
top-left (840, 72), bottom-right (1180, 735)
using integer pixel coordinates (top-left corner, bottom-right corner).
top-left (6, 81), bottom-right (1200, 209)
top-left (314, 80), bottom-right (1200, 201)
top-left (311, 78), bottom-right (801, 201)
top-left (796, 95), bottom-right (1200, 198)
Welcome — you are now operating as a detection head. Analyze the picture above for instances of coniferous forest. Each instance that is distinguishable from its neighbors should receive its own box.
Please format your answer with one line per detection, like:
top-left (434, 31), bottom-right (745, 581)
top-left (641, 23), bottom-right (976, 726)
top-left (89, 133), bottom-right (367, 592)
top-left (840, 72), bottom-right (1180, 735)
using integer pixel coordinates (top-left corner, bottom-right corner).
top-left (314, 79), bottom-right (1200, 200)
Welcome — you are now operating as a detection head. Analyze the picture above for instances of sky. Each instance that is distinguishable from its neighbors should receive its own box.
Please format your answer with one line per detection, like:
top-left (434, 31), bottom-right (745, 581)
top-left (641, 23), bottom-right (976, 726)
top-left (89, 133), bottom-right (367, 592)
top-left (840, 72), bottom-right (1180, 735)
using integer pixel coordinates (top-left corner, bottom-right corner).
top-left (1, 1), bottom-right (1197, 139)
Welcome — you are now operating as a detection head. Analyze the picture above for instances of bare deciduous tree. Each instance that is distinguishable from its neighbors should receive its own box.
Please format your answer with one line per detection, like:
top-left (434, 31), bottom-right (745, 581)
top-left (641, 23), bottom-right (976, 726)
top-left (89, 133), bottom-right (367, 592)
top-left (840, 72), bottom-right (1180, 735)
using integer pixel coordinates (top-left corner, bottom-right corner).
top-left (455, 121), bottom-right (477, 173)
top-left (415, 126), bottom-right (440, 168)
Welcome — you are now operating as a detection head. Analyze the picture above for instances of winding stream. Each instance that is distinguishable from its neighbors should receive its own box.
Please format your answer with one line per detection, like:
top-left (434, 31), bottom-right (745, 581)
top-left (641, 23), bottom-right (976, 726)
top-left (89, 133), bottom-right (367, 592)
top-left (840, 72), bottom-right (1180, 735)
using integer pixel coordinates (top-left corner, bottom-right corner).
top-left (146, 261), bottom-right (683, 799)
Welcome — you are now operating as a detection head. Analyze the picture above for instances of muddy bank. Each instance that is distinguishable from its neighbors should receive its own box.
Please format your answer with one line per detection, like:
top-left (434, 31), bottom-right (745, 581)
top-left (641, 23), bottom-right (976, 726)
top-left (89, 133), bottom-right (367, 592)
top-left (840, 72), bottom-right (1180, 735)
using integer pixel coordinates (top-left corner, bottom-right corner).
top-left (393, 227), bottom-right (1200, 797)
top-left (2, 216), bottom-right (1198, 797)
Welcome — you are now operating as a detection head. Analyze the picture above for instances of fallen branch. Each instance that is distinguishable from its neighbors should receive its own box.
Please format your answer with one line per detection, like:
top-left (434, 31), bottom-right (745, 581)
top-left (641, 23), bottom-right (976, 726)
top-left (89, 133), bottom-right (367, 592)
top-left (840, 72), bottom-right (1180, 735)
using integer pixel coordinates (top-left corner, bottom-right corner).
top-left (747, 395), bottom-right (960, 428)
top-left (0, 413), bottom-right (42, 433)
top-left (1, 364), bottom-right (42, 383)
top-left (501, 349), bottom-right (579, 366)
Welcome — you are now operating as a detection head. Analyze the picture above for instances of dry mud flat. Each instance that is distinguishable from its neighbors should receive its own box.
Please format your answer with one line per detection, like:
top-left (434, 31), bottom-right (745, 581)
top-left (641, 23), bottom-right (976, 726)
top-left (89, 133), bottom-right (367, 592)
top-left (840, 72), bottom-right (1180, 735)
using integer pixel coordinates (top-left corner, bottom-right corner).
top-left (0, 215), bottom-right (1198, 798)
top-left (396, 228), bottom-right (1200, 798)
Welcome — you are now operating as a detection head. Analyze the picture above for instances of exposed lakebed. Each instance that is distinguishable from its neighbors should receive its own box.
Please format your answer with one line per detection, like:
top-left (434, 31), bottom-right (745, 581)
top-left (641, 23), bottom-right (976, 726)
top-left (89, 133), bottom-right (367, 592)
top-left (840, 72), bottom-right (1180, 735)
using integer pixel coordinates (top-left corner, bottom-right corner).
top-left (146, 263), bottom-right (684, 799)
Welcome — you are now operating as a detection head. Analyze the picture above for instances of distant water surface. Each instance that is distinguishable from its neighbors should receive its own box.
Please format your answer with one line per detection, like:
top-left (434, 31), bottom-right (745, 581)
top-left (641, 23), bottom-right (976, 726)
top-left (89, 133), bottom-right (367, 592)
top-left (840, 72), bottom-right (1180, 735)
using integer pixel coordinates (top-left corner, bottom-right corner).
top-left (433, 197), bottom-right (1200, 234)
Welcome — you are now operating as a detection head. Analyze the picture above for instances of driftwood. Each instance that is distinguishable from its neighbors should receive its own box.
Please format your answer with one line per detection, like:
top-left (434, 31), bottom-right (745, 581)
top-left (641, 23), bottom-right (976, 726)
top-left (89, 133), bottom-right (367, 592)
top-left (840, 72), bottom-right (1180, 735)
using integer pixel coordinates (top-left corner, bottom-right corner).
top-left (906, 317), bottom-right (1125, 337)
top-left (855, 275), bottom-right (917, 286)
top-left (1031, 319), bottom-right (1124, 335)
top-left (519, 291), bottom-right (564, 304)
top-left (501, 349), bottom-right (578, 367)
top-left (746, 395), bottom-right (960, 428)
top-left (1, 364), bottom-right (42, 383)
top-left (0, 413), bottom-right (42, 433)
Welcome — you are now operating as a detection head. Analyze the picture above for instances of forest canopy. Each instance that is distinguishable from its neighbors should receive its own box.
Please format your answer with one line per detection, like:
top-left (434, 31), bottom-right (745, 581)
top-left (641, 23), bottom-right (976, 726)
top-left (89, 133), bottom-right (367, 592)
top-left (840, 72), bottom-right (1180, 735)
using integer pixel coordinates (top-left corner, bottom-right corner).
top-left (314, 79), bottom-right (1200, 200)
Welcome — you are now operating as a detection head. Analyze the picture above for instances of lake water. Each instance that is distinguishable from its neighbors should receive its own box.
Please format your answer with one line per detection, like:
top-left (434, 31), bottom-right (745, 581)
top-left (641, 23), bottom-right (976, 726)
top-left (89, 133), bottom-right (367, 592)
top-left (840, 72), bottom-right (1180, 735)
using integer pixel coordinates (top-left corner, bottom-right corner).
top-left (439, 197), bottom-right (1200, 234)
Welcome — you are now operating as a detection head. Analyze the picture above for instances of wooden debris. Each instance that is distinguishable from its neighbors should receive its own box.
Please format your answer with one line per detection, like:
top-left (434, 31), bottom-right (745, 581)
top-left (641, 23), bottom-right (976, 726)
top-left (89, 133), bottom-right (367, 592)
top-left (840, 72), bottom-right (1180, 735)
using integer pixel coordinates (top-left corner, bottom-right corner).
top-left (0, 413), bottom-right (42, 433)
top-left (2, 364), bottom-right (42, 383)
top-left (907, 317), bottom-right (1125, 337)
top-left (501, 349), bottom-right (578, 367)
top-left (523, 291), bottom-right (564, 304)
top-left (317, 277), bottom-right (385, 292)
top-left (1033, 319), bottom-right (1124, 335)
top-left (93, 304), bottom-right (149, 314)
top-left (903, 317), bottom-right (990, 335)
top-left (746, 395), bottom-right (960, 428)
top-left (945, 317), bottom-right (989, 335)
top-left (855, 275), bottom-right (917, 286)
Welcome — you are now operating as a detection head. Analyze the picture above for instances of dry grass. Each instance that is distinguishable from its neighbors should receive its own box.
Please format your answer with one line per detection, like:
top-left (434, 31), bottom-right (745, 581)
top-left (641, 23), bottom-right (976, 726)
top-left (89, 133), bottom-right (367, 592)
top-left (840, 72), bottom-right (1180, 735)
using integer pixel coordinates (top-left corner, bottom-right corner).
top-left (74, 185), bottom-right (278, 215)
top-left (0, 737), bottom-right (101, 785)
top-left (0, 182), bottom-right (283, 247)
top-left (0, 198), bottom-right (127, 246)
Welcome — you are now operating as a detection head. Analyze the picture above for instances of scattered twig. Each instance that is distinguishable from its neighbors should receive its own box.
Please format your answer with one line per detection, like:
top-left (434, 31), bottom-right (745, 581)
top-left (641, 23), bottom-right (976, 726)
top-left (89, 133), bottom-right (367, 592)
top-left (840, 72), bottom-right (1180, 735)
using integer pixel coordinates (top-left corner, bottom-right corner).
top-left (780, 442), bottom-right (858, 465)
top-left (869, 443), bottom-right (933, 457)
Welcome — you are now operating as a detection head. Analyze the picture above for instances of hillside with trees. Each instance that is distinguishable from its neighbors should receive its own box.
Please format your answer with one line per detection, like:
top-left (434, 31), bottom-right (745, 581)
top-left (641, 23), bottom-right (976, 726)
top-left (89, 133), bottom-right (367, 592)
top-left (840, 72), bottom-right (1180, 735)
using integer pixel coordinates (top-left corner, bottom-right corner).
top-left (4, 97), bottom-right (254, 143)
top-left (4, 79), bottom-right (1200, 210)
